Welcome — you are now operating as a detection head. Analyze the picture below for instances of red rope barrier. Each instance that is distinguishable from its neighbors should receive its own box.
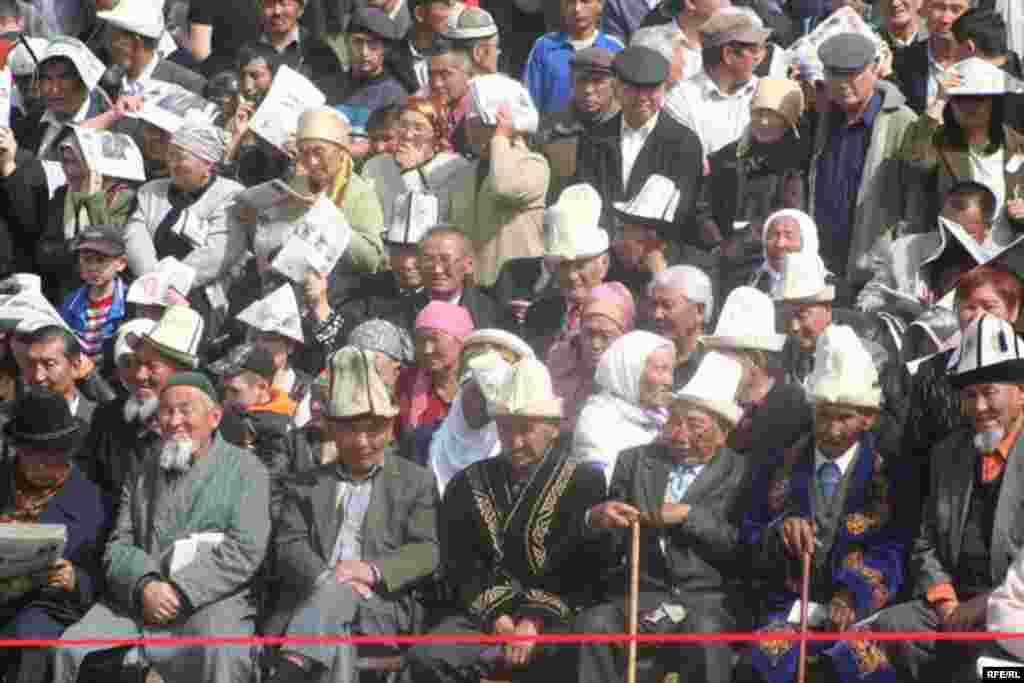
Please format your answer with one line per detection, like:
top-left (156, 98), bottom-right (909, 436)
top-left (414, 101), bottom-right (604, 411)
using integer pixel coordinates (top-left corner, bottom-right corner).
top-left (2, 631), bottom-right (1024, 649)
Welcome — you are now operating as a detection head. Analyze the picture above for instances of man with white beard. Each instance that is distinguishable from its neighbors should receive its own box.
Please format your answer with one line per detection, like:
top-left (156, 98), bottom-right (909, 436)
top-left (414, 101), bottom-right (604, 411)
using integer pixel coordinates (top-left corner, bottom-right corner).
top-left (78, 306), bottom-right (202, 500)
top-left (873, 312), bottom-right (1024, 681)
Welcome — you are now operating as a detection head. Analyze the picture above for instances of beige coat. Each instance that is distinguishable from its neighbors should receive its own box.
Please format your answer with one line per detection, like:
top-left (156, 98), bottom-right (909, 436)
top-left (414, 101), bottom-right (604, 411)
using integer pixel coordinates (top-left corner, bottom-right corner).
top-left (448, 136), bottom-right (550, 287)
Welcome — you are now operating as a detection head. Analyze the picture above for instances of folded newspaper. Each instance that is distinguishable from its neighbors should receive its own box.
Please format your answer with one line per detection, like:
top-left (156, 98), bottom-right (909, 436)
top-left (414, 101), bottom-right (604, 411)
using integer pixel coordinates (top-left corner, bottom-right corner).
top-left (129, 80), bottom-right (219, 134)
top-left (249, 65), bottom-right (326, 153)
top-left (270, 195), bottom-right (352, 282)
top-left (235, 179), bottom-right (316, 212)
top-left (0, 524), bottom-right (67, 580)
top-left (68, 126), bottom-right (146, 182)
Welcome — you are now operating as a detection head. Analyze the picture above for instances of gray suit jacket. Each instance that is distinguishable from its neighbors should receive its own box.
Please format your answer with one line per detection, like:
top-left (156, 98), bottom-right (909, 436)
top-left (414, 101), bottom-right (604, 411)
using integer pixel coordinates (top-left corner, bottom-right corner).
top-left (912, 428), bottom-right (1024, 597)
top-left (267, 451), bottom-right (440, 634)
top-left (605, 444), bottom-right (751, 598)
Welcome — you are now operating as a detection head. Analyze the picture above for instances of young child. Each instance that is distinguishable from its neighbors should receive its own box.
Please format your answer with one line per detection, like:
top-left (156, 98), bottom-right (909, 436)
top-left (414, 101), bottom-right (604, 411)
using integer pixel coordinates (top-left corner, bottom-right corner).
top-left (59, 225), bottom-right (129, 366)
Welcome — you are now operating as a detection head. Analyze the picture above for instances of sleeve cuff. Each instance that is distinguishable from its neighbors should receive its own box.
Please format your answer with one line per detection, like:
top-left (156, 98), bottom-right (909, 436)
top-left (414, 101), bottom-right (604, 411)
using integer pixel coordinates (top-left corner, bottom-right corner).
top-left (927, 583), bottom-right (958, 605)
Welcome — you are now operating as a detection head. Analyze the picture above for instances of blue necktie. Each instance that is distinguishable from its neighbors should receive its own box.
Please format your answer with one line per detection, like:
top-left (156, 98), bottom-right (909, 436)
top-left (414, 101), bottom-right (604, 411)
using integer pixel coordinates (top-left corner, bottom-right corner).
top-left (667, 464), bottom-right (698, 503)
top-left (817, 462), bottom-right (841, 501)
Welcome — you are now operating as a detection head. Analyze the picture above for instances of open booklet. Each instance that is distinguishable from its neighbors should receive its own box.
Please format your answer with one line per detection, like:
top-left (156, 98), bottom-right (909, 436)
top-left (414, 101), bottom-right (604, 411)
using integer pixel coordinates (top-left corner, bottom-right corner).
top-left (68, 125), bottom-right (146, 182)
top-left (128, 80), bottom-right (219, 133)
top-left (235, 179), bottom-right (316, 213)
top-left (0, 524), bottom-right (67, 580)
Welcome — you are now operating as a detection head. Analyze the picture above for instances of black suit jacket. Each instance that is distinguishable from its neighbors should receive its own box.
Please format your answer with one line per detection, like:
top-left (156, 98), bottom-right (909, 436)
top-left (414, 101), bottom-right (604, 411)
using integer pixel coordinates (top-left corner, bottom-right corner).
top-left (575, 113), bottom-right (704, 246)
top-left (604, 444), bottom-right (751, 598)
top-left (890, 40), bottom-right (929, 115)
top-left (151, 59), bottom-right (208, 95)
top-left (406, 287), bottom-right (500, 332)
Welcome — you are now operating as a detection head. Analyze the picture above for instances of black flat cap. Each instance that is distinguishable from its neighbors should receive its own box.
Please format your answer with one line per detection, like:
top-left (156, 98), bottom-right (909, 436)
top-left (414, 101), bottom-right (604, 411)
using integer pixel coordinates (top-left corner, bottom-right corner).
top-left (612, 46), bottom-right (669, 87)
top-left (72, 225), bottom-right (126, 257)
top-left (349, 6), bottom-right (400, 41)
top-left (571, 47), bottom-right (615, 76)
top-left (819, 32), bottom-right (878, 76)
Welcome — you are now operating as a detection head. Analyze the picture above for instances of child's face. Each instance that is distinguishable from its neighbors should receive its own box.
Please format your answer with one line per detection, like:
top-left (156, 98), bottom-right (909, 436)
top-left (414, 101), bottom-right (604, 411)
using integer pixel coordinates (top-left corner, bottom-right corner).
top-left (78, 250), bottom-right (127, 288)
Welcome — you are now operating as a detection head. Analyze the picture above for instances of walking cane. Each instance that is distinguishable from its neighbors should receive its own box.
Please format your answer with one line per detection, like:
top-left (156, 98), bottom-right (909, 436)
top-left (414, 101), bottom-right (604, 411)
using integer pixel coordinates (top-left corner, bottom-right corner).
top-left (797, 552), bottom-right (812, 683)
top-left (627, 519), bottom-right (641, 683)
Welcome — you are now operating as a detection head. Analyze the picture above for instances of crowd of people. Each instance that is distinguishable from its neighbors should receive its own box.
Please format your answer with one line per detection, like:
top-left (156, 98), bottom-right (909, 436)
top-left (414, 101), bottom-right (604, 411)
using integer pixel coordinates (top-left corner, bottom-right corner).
top-left (2, 0), bottom-right (1024, 682)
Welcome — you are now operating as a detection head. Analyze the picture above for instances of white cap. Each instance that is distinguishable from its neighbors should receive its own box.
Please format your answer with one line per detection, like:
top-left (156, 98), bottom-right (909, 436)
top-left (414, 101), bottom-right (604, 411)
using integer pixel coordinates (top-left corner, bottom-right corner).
top-left (672, 351), bottom-right (744, 426)
top-left (97, 0), bottom-right (166, 39)
top-left (544, 184), bottom-right (608, 260)
top-left (463, 329), bottom-right (535, 362)
top-left (702, 286), bottom-right (786, 352)
top-left (613, 174), bottom-right (680, 226)
top-left (236, 284), bottom-right (305, 344)
top-left (385, 191), bottom-right (438, 245)
top-left (948, 313), bottom-right (1024, 389)
top-left (775, 251), bottom-right (835, 303)
top-left (807, 325), bottom-right (881, 408)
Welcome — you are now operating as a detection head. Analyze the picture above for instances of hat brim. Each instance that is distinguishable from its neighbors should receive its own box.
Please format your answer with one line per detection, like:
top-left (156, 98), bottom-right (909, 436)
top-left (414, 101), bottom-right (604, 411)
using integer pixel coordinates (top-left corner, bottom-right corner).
top-left (612, 205), bottom-right (676, 234)
top-left (701, 334), bottom-right (786, 353)
top-left (129, 333), bottom-right (199, 370)
top-left (778, 286), bottom-right (836, 304)
top-left (4, 417), bottom-right (85, 453)
top-left (493, 398), bottom-right (563, 419)
top-left (671, 395), bottom-right (742, 426)
top-left (949, 358), bottom-right (1024, 390)
top-left (73, 240), bottom-right (125, 257)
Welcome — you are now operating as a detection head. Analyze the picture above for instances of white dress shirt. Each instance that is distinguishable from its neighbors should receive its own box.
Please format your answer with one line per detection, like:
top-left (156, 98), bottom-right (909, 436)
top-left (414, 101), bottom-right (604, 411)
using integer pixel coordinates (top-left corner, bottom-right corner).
top-left (620, 112), bottom-right (659, 190)
top-left (123, 53), bottom-right (161, 96)
top-left (665, 71), bottom-right (758, 158)
top-left (814, 442), bottom-right (858, 481)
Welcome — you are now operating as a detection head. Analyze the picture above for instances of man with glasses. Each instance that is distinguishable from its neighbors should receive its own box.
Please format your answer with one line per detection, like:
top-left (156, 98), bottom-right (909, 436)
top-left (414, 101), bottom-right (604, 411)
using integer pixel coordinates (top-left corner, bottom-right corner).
top-left (408, 225), bottom-right (499, 330)
top-left (810, 32), bottom-right (916, 289)
top-left (664, 7), bottom-right (769, 159)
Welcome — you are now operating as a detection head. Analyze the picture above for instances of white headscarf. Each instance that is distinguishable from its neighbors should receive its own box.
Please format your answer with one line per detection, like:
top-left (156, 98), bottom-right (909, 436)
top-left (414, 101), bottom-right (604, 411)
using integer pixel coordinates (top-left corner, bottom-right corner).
top-left (573, 331), bottom-right (675, 484)
top-left (428, 356), bottom-right (511, 495)
top-left (760, 209), bottom-right (827, 294)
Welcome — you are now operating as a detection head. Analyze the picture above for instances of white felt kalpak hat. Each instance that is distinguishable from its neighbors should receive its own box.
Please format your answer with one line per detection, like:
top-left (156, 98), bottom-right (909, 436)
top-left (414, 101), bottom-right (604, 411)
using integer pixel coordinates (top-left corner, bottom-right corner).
top-left (612, 174), bottom-right (680, 228)
top-left (806, 325), bottom-right (881, 408)
top-left (236, 284), bottom-right (304, 344)
top-left (775, 251), bottom-right (835, 303)
top-left (672, 351), bottom-right (744, 426)
top-left (385, 191), bottom-right (438, 246)
top-left (114, 318), bottom-right (156, 367)
top-left (948, 313), bottom-right (1024, 389)
top-left (328, 346), bottom-right (398, 418)
top-left (463, 329), bottom-right (535, 362)
top-left (948, 57), bottom-right (1021, 97)
top-left (544, 184), bottom-right (608, 261)
top-left (492, 357), bottom-right (562, 419)
top-left (97, 0), bottom-right (166, 39)
top-left (128, 304), bottom-right (204, 369)
top-left (702, 286), bottom-right (786, 352)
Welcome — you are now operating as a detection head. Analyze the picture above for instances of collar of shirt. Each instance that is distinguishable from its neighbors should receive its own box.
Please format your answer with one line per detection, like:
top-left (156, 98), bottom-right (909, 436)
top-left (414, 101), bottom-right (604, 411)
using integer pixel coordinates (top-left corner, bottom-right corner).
top-left (124, 54), bottom-right (160, 94)
top-left (621, 111), bottom-right (659, 140)
top-left (261, 26), bottom-right (301, 53)
top-left (990, 417), bottom-right (1024, 462)
top-left (814, 441), bottom-right (858, 478)
top-left (831, 89), bottom-right (883, 129)
top-left (566, 32), bottom-right (598, 51)
top-left (696, 72), bottom-right (758, 101)
top-left (446, 290), bottom-right (463, 305)
top-left (336, 462), bottom-right (383, 483)
top-left (67, 392), bottom-right (80, 418)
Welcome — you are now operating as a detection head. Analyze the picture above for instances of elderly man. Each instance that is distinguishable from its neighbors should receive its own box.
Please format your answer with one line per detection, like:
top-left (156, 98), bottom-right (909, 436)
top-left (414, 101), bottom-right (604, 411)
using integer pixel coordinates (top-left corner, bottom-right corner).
top-left (97, 0), bottom-right (206, 96)
top-left (742, 325), bottom-right (910, 683)
top-left (811, 32), bottom-right (916, 286)
top-left (665, 8), bottom-right (769, 159)
top-left (575, 45), bottom-right (704, 242)
top-left (524, 184), bottom-right (610, 357)
top-left (874, 313), bottom-right (1024, 681)
top-left (703, 286), bottom-right (811, 456)
top-left (408, 225), bottom-right (500, 330)
top-left (52, 371), bottom-right (270, 683)
top-left (648, 264), bottom-right (713, 388)
top-left (123, 120), bottom-right (246, 313)
top-left (17, 324), bottom-right (96, 425)
top-left (582, 351), bottom-right (750, 683)
top-left (79, 309), bottom-right (201, 499)
top-left (405, 357), bottom-right (608, 683)
top-left (264, 346), bottom-right (439, 683)
top-left (535, 47), bottom-right (621, 203)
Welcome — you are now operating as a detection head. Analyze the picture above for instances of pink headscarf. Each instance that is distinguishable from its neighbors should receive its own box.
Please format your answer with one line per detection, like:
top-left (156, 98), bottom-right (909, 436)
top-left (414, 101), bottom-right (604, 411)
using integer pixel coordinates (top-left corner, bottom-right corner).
top-left (582, 282), bottom-right (636, 331)
top-left (407, 302), bottom-right (475, 429)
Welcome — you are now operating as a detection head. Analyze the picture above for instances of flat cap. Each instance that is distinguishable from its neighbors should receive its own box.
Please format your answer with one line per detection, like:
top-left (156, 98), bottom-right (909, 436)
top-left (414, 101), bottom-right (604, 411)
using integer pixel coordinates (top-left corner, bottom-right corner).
top-left (700, 8), bottom-right (771, 47)
top-left (71, 225), bottom-right (126, 257)
top-left (819, 32), bottom-right (878, 76)
top-left (612, 46), bottom-right (669, 87)
top-left (571, 47), bottom-right (615, 76)
top-left (349, 6), bottom-right (400, 41)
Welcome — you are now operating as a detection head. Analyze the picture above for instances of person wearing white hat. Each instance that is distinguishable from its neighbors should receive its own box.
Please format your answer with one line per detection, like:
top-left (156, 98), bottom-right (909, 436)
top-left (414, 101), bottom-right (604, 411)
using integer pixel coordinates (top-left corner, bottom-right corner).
top-left (573, 330), bottom-right (676, 484)
top-left (99, 0), bottom-right (206, 97)
top-left (583, 351), bottom-right (750, 683)
top-left (776, 251), bottom-right (836, 384)
top-left (523, 183), bottom-right (609, 356)
top-left (858, 181), bottom-right (1007, 313)
top-left (902, 54), bottom-right (1024, 237)
top-left (609, 173), bottom-right (682, 302)
top-left (745, 325), bottom-right (904, 683)
top-left (648, 264), bottom-right (713, 387)
top-left (874, 312), bottom-right (1024, 681)
top-left (703, 286), bottom-right (812, 455)
top-left (750, 208), bottom-right (826, 299)
top-left (406, 356), bottom-right (607, 683)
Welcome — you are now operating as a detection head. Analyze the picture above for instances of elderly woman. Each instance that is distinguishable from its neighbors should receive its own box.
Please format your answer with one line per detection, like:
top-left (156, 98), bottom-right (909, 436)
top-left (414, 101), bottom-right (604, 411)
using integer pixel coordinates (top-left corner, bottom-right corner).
top-left (749, 208), bottom-right (826, 297)
top-left (362, 96), bottom-right (472, 226)
top-left (573, 330), bottom-right (676, 483)
top-left (547, 282), bottom-right (635, 433)
top-left (3, 131), bottom-right (136, 304)
top-left (903, 57), bottom-right (1024, 233)
top-left (0, 389), bottom-right (111, 683)
top-left (396, 301), bottom-right (475, 437)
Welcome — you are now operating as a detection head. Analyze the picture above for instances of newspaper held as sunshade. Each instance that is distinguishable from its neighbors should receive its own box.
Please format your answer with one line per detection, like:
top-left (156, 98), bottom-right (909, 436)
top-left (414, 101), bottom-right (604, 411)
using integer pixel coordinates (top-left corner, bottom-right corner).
top-left (67, 126), bottom-right (147, 182)
top-left (248, 66), bottom-right (327, 153)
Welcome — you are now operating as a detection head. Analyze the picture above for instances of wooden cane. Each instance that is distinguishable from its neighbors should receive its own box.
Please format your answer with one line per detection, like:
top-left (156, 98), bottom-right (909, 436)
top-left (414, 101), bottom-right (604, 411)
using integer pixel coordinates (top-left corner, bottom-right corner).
top-left (797, 552), bottom-right (812, 683)
top-left (627, 519), bottom-right (641, 683)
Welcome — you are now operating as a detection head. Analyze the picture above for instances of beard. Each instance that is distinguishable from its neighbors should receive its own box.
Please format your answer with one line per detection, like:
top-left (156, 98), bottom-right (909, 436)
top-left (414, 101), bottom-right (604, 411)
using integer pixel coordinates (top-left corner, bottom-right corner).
top-left (123, 395), bottom-right (159, 424)
top-left (160, 436), bottom-right (195, 472)
top-left (974, 429), bottom-right (1005, 454)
